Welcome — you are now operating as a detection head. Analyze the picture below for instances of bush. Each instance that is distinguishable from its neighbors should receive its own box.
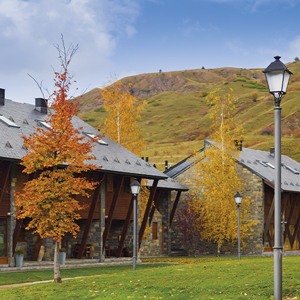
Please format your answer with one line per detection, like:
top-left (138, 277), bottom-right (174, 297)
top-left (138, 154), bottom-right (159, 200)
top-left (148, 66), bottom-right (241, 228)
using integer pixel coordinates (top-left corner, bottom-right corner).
top-left (293, 128), bottom-right (300, 138)
top-left (251, 93), bottom-right (258, 102)
top-left (15, 248), bottom-right (26, 256)
top-left (199, 91), bottom-right (208, 97)
top-left (94, 107), bottom-right (106, 112)
top-left (261, 125), bottom-right (274, 136)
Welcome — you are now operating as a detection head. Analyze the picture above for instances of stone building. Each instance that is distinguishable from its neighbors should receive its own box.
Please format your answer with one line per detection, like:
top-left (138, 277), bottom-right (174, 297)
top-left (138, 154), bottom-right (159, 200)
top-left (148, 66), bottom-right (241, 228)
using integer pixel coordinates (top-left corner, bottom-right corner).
top-left (165, 139), bottom-right (300, 255)
top-left (0, 91), bottom-right (187, 267)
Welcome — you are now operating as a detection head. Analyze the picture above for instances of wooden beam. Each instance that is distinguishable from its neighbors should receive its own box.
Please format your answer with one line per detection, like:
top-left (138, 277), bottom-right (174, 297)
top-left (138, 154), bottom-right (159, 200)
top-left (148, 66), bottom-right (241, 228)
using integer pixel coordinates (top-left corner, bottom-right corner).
top-left (32, 236), bottom-right (43, 261)
top-left (61, 235), bottom-right (66, 249)
top-left (263, 180), bottom-right (274, 189)
top-left (0, 161), bottom-right (11, 206)
top-left (102, 175), bottom-right (123, 253)
top-left (77, 173), bottom-right (104, 259)
top-left (284, 194), bottom-right (297, 243)
top-left (291, 195), bottom-right (300, 248)
top-left (13, 219), bottom-right (23, 254)
top-left (169, 191), bottom-right (182, 226)
top-left (263, 194), bottom-right (274, 244)
top-left (281, 193), bottom-right (289, 217)
top-left (138, 179), bottom-right (158, 249)
top-left (116, 194), bottom-right (134, 257)
top-left (13, 172), bottom-right (35, 254)
top-left (149, 190), bottom-right (161, 226)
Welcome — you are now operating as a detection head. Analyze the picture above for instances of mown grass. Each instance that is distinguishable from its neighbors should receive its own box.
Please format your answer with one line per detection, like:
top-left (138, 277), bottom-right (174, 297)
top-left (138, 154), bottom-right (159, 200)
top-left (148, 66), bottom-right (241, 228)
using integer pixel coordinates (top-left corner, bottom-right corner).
top-left (1, 256), bottom-right (300, 299)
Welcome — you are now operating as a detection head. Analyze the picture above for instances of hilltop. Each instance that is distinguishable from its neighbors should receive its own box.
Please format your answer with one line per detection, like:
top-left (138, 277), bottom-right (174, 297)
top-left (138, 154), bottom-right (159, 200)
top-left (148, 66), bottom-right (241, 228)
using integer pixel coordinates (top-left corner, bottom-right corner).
top-left (76, 62), bottom-right (300, 170)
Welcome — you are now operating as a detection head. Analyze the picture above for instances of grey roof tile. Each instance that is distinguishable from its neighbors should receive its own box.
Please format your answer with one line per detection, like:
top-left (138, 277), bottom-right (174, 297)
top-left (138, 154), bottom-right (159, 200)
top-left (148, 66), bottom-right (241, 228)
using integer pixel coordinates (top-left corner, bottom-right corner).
top-left (0, 100), bottom-right (167, 180)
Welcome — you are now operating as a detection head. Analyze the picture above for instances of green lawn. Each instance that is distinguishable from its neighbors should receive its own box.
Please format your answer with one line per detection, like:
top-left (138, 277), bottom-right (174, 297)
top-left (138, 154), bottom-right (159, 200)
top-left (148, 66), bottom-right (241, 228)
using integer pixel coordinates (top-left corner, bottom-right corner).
top-left (1, 256), bottom-right (300, 299)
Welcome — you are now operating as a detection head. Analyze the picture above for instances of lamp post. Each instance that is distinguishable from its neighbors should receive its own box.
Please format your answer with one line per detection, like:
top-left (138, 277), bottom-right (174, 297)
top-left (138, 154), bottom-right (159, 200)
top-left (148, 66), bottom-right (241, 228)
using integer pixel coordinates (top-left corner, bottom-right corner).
top-left (263, 56), bottom-right (292, 300)
top-left (130, 178), bottom-right (141, 271)
top-left (234, 192), bottom-right (242, 260)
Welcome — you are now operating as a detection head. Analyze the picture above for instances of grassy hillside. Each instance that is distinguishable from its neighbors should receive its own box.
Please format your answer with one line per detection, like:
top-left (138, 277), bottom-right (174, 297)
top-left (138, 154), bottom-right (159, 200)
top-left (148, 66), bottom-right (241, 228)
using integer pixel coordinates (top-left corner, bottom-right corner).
top-left (76, 61), bottom-right (300, 170)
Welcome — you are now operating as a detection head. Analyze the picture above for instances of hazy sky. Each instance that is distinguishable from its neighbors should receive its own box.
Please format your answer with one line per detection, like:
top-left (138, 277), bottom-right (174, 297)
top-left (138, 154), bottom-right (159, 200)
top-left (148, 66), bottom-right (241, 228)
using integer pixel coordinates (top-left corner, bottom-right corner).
top-left (1, 0), bottom-right (300, 104)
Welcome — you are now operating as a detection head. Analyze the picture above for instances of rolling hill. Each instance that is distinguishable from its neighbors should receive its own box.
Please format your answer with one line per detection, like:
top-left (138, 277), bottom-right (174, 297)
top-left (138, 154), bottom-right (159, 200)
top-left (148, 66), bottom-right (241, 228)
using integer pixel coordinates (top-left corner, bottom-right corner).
top-left (76, 61), bottom-right (300, 171)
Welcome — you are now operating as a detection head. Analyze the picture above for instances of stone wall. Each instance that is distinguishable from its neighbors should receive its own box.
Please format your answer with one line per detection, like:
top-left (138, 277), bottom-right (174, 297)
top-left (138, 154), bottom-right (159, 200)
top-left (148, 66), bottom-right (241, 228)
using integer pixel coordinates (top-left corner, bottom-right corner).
top-left (170, 160), bottom-right (265, 255)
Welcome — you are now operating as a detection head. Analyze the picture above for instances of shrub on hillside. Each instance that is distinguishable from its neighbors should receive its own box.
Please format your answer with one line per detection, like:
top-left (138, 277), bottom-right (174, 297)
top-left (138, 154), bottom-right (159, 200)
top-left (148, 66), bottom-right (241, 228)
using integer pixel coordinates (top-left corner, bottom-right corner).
top-left (251, 93), bottom-right (258, 102)
top-left (261, 125), bottom-right (274, 136)
top-left (293, 128), bottom-right (300, 138)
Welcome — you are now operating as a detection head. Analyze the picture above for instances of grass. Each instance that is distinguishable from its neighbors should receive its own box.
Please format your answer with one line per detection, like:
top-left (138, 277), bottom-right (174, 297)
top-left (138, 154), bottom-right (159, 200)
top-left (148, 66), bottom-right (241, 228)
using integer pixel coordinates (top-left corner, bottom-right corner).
top-left (1, 256), bottom-right (300, 299)
top-left (75, 62), bottom-right (300, 169)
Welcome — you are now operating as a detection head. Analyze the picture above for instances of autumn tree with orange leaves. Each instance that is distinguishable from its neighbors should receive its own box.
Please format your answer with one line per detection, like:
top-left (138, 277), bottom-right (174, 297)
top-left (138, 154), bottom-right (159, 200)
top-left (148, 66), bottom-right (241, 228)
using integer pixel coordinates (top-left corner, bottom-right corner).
top-left (191, 89), bottom-right (255, 256)
top-left (15, 38), bottom-right (98, 282)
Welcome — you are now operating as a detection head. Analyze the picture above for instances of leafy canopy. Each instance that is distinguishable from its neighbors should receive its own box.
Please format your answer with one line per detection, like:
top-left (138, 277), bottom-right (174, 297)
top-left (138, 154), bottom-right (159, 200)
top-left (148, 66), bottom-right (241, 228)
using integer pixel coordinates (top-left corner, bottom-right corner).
top-left (191, 89), bottom-right (255, 252)
top-left (15, 41), bottom-right (98, 242)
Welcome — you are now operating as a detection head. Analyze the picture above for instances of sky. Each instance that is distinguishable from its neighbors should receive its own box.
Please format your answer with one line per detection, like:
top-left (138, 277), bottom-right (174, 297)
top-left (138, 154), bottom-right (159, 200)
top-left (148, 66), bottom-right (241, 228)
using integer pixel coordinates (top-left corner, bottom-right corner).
top-left (1, 0), bottom-right (300, 104)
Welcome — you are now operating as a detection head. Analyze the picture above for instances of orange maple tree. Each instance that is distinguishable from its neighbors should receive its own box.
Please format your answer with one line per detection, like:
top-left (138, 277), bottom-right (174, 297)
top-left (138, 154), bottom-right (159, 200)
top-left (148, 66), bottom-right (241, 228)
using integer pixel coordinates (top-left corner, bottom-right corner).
top-left (15, 39), bottom-right (98, 282)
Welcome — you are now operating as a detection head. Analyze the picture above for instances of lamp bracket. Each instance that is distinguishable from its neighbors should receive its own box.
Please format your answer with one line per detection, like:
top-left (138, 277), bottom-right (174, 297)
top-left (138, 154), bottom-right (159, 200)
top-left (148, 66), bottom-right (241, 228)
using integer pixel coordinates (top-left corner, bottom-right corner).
top-left (274, 94), bottom-right (282, 107)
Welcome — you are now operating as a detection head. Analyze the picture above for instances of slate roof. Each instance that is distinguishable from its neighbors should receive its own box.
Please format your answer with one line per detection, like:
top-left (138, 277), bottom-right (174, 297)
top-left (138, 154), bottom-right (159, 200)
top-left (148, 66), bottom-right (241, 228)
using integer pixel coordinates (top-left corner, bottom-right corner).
top-left (0, 99), bottom-right (168, 180)
top-left (165, 139), bottom-right (300, 193)
top-left (164, 149), bottom-right (203, 178)
top-left (205, 140), bottom-right (300, 193)
top-left (146, 177), bottom-right (189, 191)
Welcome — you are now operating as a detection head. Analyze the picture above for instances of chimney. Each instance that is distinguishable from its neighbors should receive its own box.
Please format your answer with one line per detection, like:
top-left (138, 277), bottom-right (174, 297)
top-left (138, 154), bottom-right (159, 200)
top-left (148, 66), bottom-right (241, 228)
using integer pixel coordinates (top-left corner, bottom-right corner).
top-left (270, 147), bottom-right (275, 156)
top-left (35, 98), bottom-right (48, 114)
top-left (165, 160), bottom-right (168, 171)
top-left (235, 140), bottom-right (243, 151)
top-left (0, 88), bottom-right (5, 105)
top-left (145, 157), bottom-right (149, 163)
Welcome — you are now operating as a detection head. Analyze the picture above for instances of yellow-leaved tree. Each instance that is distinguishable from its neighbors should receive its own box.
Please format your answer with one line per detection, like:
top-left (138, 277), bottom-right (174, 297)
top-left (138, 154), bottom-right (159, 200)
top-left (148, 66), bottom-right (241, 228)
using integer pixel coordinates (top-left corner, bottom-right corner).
top-left (101, 80), bottom-right (146, 156)
top-left (101, 80), bottom-right (151, 236)
top-left (191, 88), bottom-right (255, 256)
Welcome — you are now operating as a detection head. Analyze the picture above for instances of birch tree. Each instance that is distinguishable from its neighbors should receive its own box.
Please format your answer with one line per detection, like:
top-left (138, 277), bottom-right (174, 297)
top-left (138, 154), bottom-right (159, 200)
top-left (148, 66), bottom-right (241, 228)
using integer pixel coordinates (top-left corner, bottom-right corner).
top-left (101, 80), bottom-right (146, 156)
top-left (192, 89), bottom-right (254, 255)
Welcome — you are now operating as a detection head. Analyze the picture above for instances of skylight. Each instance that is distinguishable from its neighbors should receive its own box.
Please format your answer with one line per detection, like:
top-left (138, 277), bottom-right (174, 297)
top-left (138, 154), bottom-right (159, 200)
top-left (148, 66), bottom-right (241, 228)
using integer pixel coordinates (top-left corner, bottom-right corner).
top-left (36, 120), bottom-right (51, 129)
top-left (282, 163), bottom-right (300, 175)
top-left (0, 115), bottom-right (20, 128)
top-left (83, 132), bottom-right (108, 146)
top-left (256, 160), bottom-right (275, 168)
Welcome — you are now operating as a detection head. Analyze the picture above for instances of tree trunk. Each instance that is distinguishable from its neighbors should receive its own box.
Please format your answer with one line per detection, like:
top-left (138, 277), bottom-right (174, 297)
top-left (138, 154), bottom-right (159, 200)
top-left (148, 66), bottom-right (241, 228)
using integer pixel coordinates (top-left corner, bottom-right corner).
top-left (54, 241), bottom-right (62, 283)
top-left (217, 243), bottom-right (221, 257)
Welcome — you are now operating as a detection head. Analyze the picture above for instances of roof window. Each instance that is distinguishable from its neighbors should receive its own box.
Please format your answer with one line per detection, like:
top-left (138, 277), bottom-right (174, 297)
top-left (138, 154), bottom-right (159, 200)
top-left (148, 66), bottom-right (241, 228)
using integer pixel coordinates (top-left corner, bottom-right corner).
top-left (36, 119), bottom-right (51, 129)
top-left (282, 163), bottom-right (300, 175)
top-left (83, 132), bottom-right (108, 146)
top-left (0, 115), bottom-right (20, 128)
top-left (256, 160), bottom-right (274, 169)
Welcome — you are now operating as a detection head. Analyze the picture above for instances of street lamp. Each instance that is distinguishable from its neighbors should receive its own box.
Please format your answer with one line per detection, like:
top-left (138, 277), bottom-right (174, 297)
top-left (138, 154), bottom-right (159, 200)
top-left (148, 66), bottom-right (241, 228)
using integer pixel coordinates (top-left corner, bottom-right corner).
top-left (130, 178), bottom-right (141, 271)
top-left (234, 192), bottom-right (242, 260)
top-left (263, 56), bottom-right (292, 300)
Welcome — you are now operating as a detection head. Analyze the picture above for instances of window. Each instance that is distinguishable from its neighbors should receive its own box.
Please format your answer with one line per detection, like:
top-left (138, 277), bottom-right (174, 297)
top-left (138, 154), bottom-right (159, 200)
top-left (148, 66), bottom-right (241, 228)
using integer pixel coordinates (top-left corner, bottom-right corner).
top-left (83, 132), bottom-right (108, 146)
top-left (152, 222), bottom-right (158, 240)
top-left (0, 115), bottom-right (20, 128)
top-left (36, 120), bottom-right (51, 129)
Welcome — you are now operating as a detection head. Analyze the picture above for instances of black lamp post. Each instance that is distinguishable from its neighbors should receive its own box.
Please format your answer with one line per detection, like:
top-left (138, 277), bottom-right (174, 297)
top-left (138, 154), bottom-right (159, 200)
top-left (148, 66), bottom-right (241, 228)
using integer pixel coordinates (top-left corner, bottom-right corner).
top-left (263, 56), bottom-right (292, 300)
top-left (130, 178), bottom-right (141, 271)
top-left (234, 192), bottom-right (242, 260)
